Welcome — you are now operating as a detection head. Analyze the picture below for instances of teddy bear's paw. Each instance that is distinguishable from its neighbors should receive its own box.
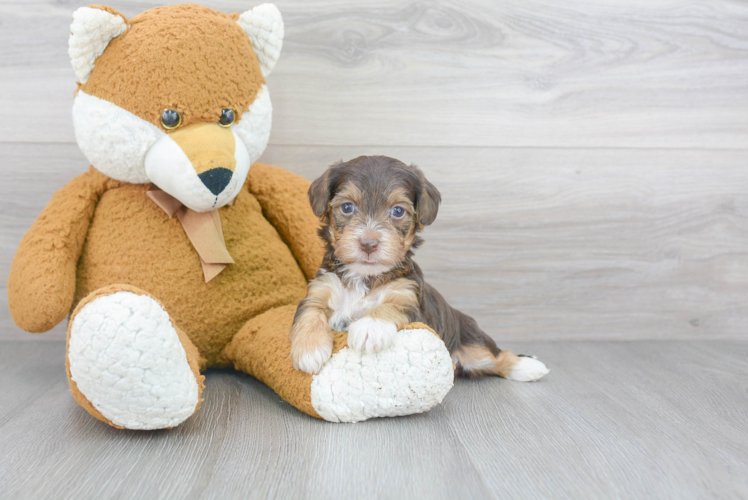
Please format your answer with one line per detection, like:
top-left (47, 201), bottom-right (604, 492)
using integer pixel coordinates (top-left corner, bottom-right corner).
top-left (68, 291), bottom-right (200, 430)
top-left (309, 327), bottom-right (454, 423)
top-left (346, 317), bottom-right (398, 354)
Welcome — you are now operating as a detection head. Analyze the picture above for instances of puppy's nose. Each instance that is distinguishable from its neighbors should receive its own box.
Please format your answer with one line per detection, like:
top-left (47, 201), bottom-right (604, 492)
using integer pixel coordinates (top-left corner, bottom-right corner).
top-left (199, 167), bottom-right (233, 195)
top-left (360, 238), bottom-right (379, 254)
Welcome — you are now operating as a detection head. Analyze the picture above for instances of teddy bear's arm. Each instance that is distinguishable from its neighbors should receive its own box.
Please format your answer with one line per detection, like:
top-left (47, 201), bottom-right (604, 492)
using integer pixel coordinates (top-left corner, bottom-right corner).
top-left (7, 168), bottom-right (118, 333)
top-left (246, 163), bottom-right (326, 281)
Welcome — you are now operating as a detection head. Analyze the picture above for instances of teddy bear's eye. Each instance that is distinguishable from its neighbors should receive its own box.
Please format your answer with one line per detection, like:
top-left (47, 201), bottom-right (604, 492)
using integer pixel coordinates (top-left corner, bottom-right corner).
top-left (218, 109), bottom-right (235, 127)
top-left (161, 109), bottom-right (182, 130)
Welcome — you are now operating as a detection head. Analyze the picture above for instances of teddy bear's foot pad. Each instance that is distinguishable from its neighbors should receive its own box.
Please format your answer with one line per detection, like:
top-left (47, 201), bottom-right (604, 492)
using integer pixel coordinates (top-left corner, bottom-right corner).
top-left (68, 291), bottom-right (200, 429)
top-left (310, 327), bottom-right (454, 423)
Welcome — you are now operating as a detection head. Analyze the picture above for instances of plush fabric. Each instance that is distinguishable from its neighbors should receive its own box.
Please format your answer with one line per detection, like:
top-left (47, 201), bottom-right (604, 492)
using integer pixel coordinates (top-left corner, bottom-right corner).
top-left (72, 164), bottom-right (313, 367)
top-left (7, 3), bottom-right (454, 429)
top-left (7, 168), bottom-right (120, 333)
top-left (69, 6), bottom-right (128, 84)
top-left (236, 4), bottom-right (284, 77)
top-left (66, 284), bottom-right (206, 430)
top-left (73, 91), bottom-right (163, 183)
top-left (81, 4), bottom-right (265, 130)
top-left (224, 305), bottom-right (451, 423)
top-left (247, 163), bottom-right (326, 281)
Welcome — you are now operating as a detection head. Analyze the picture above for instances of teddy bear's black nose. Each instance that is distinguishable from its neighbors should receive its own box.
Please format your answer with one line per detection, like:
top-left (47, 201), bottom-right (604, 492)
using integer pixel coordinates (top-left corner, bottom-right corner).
top-left (198, 168), bottom-right (233, 196)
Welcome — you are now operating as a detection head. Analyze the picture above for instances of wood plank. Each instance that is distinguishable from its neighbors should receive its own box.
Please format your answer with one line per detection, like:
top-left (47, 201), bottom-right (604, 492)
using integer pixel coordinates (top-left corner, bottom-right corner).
top-left (3, 143), bottom-right (748, 341)
top-left (1, 0), bottom-right (747, 148)
top-left (446, 340), bottom-right (748, 499)
top-left (265, 145), bottom-right (748, 342)
top-left (0, 339), bottom-right (746, 499)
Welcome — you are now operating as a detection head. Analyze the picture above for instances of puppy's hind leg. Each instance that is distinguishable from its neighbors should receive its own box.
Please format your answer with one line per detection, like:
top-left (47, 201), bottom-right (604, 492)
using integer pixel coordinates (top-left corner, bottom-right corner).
top-left (453, 314), bottom-right (549, 382)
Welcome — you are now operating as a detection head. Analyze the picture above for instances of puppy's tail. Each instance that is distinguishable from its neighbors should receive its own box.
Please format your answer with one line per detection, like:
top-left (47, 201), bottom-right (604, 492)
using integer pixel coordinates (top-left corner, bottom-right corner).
top-left (452, 313), bottom-right (549, 382)
top-left (419, 280), bottom-right (549, 382)
top-left (453, 344), bottom-right (548, 382)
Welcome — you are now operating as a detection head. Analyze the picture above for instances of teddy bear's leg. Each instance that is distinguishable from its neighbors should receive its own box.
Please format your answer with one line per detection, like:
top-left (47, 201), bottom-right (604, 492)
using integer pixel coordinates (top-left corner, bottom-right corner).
top-left (66, 285), bottom-right (205, 430)
top-left (223, 305), bottom-right (454, 423)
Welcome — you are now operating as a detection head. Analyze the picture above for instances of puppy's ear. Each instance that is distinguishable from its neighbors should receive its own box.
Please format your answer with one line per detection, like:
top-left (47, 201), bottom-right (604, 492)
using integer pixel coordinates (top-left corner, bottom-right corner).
top-left (308, 169), bottom-right (331, 218)
top-left (418, 174), bottom-right (441, 226)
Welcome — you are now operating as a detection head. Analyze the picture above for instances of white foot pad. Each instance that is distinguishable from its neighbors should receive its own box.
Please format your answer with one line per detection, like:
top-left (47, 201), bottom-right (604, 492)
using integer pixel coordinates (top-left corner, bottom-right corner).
top-left (68, 291), bottom-right (199, 430)
top-left (310, 327), bottom-right (454, 423)
top-left (507, 356), bottom-right (550, 382)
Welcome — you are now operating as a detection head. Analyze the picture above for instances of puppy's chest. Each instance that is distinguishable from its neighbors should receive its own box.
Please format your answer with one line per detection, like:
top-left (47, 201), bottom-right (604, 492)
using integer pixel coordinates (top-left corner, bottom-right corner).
top-left (327, 279), bottom-right (384, 331)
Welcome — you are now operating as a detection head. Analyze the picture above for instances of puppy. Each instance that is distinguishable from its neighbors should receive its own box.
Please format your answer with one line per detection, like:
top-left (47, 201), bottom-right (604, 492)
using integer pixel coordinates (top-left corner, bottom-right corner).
top-left (290, 155), bottom-right (549, 382)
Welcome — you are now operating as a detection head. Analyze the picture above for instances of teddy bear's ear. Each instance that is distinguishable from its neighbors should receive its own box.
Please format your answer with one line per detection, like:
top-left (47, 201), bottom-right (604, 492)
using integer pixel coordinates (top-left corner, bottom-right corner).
top-left (237, 4), bottom-right (285, 77)
top-left (68, 6), bottom-right (127, 84)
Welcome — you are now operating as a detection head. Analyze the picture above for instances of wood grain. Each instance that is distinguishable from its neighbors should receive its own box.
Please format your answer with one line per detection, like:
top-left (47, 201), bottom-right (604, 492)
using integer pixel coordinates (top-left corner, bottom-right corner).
top-left (263, 146), bottom-right (748, 342)
top-left (0, 0), bottom-right (747, 148)
top-left (2, 1), bottom-right (747, 498)
top-left (0, 339), bottom-right (746, 499)
top-left (3, 143), bottom-right (747, 341)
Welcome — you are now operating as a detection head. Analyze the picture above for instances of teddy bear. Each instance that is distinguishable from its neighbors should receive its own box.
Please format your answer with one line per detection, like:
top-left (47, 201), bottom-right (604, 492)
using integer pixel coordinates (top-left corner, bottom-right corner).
top-left (6, 3), bottom-right (454, 429)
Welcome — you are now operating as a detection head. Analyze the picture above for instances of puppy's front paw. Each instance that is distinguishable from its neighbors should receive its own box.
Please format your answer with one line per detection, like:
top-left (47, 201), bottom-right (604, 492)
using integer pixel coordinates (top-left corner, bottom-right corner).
top-left (291, 324), bottom-right (333, 374)
top-left (293, 343), bottom-right (332, 374)
top-left (347, 317), bottom-right (398, 354)
top-left (292, 340), bottom-right (332, 374)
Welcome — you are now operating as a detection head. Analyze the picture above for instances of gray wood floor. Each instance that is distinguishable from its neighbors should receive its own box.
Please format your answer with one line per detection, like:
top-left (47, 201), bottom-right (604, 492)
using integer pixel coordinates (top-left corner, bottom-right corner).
top-left (1, 339), bottom-right (747, 500)
top-left (2, 0), bottom-right (748, 498)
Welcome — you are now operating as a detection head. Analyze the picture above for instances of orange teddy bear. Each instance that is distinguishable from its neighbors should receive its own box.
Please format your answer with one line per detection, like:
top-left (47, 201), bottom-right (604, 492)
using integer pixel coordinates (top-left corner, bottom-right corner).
top-left (7, 3), bottom-right (453, 429)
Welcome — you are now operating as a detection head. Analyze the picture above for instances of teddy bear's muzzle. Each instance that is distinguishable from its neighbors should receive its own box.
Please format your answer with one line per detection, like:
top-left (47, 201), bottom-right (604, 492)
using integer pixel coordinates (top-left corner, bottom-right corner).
top-left (144, 122), bottom-right (251, 212)
top-left (198, 168), bottom-right (233, 196)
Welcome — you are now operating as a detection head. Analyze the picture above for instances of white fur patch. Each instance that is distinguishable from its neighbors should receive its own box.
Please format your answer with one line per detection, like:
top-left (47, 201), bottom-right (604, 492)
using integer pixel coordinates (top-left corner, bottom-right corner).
top-left (310, 327), bottom-right (454, 423)
top-left (321, 271), bottom-right (408, 334)
top-left (325, 272), bottom-right (371, 331)
top-left (237, 4), bottom-right (284, 77)
top-left (68, 292), bottom-right (200, 430)
top-left (69, 7), bottom-right (127, 84)
top-left (347, 317), bottom-right (398, 353)
top-left (73, 91), bottom-right (163, 184)
top-left (233, 85), bottom-right (273, 164)
top-left (295, 344), bottom-right (333, 374)
top-left (345, 262), bottom-right (392, 277)
top-left (507, 356), bottom-right (550, 382)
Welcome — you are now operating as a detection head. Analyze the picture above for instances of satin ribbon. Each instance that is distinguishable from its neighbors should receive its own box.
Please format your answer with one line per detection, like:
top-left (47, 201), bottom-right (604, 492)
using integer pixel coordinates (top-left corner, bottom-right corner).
top-left (146, 188), bottom-right (235, 282)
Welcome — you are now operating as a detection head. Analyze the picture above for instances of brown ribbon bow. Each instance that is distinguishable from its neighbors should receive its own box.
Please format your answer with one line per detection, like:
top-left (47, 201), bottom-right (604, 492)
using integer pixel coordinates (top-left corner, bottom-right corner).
top-left (147, 188), bottom-right (235, 283)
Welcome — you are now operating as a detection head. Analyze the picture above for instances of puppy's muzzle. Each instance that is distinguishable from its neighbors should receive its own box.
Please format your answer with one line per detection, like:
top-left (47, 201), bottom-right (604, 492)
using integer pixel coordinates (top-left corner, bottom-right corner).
top-left (360, 238), bottom-right (379, 254)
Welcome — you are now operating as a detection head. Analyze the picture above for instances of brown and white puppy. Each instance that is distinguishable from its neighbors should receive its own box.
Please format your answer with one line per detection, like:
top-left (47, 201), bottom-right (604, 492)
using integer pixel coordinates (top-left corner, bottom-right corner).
top-left (290, 156), bottom-right (549, 382)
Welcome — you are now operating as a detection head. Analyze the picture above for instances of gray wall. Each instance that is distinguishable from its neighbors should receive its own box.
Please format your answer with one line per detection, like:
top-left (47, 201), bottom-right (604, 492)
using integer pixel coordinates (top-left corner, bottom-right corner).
top-left (2, 0), bottom-right (747, 340)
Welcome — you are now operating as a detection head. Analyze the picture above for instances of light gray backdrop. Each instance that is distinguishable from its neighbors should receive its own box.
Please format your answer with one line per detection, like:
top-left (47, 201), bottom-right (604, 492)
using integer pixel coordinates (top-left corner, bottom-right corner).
top-left (2, 0), bottom-right (747, 342)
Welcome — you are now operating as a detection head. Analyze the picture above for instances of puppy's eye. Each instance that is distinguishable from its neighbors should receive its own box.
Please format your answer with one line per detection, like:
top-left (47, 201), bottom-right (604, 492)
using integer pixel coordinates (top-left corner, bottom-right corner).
top-left (218, 108), bottom-right (235, 127)
top-left (341, 203), bottom-right (355, 215)
top-left (391, 206), bottom-right (406, 219)
top-left (161, 109), bottom-right (182, 130)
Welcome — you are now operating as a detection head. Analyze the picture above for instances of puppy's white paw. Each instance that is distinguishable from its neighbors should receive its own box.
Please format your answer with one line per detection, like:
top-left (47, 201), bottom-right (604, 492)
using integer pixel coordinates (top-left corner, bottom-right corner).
top-left (347, 317), bottom-right (398, 353)
top-left (293, 343), bottom-right (333, 374)
top-left (507, 356), bottom-right (550, 382)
